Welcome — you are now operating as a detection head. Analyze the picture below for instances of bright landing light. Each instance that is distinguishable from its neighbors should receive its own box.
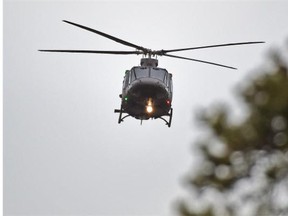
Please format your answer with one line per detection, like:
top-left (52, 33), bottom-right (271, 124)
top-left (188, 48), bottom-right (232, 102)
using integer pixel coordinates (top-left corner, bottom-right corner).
top-left (146, 105), bottom-right (153, 113)
top-left (146, 98), bottom-right (153, 113)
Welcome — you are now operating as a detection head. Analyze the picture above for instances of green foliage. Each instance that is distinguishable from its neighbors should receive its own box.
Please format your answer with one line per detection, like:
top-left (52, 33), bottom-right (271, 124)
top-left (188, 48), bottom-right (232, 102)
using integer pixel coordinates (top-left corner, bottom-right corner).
top-left (177, 51), bottom-right (288, 216)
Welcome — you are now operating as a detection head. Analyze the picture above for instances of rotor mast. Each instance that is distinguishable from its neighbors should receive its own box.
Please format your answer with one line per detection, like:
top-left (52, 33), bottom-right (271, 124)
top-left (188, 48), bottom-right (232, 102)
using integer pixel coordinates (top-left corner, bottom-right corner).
top-left (140, 58), bottom-right (158, 67)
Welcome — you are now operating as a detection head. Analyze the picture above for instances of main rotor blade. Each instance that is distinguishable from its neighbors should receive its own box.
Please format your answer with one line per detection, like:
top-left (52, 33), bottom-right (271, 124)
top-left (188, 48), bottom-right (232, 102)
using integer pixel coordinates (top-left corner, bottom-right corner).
top-left (63, 20), bottom-right (147, 52)
top-left (164, 54), bottom-right (237, 70)
top-left (39, 49), bottom-right (142, 55)
top-left (160, 41), bottom-right (265, 54)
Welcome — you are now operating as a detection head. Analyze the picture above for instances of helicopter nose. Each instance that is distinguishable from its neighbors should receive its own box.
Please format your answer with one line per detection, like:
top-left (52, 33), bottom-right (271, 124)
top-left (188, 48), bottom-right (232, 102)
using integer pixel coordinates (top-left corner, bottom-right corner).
top-left (129, 81), bottom-right (167, 99)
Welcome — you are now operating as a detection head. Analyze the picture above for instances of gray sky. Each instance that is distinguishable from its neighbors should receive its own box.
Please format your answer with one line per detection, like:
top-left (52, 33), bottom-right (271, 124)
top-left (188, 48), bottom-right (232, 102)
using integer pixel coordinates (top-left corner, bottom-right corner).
top-left (4, 1), bottom-right (288, 215)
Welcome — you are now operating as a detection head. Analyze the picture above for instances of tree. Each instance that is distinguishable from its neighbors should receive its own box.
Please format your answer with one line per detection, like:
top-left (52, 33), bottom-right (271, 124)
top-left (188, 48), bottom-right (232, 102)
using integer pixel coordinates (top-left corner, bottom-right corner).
top-left (176, 50), bottom-right (288, 216)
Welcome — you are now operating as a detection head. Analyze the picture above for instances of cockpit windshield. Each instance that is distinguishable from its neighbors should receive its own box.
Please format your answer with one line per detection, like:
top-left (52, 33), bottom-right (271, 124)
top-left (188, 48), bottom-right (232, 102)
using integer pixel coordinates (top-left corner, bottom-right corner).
top-left (150, 68), bottom-right (166, 81)
top-left (129, 67), bottom-right (169, 85)
top-left (134, 67), bottom-right (149, 79)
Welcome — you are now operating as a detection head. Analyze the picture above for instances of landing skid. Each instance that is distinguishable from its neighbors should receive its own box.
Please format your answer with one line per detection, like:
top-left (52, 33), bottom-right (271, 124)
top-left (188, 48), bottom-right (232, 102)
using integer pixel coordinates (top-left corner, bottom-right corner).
top-left (158, 108), bottom-right (173, 127)
top-left (114, 107), bottom-right (173, 127)
top-left (114, 106), bottom-right (130, 124)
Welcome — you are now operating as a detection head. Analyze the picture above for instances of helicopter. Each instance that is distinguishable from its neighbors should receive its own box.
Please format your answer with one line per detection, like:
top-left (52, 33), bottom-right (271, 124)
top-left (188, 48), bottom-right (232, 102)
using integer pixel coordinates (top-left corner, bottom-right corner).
top-left (39, 20), bottom-right (264, 127)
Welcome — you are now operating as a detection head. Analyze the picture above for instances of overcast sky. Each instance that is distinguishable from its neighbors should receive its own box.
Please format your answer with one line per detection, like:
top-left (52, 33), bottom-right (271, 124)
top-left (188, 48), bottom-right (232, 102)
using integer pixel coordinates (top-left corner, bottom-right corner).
top-left (4, 1), bottom-right (288, 215)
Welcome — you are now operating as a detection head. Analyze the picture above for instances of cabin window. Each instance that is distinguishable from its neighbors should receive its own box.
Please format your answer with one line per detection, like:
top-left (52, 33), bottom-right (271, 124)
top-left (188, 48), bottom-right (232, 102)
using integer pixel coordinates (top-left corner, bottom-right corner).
top-left (150, 68), bottom-right (166, 81)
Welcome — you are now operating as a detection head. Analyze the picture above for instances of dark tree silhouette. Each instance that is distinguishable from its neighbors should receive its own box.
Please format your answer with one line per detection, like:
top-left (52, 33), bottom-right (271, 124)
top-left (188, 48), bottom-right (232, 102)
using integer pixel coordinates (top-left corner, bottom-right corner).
top-left (176, 49), bottom-right (288, 216)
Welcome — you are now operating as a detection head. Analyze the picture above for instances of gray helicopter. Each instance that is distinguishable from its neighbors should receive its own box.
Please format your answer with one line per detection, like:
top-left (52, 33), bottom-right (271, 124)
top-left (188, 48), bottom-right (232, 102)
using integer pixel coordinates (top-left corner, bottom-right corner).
top-left (39, 20), bottom-right (264, 127)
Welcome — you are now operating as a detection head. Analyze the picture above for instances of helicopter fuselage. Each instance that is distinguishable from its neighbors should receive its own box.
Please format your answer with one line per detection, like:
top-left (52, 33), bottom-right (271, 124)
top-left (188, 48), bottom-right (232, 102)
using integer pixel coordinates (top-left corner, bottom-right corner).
top-left (115, 58), bottom-right (173, 126)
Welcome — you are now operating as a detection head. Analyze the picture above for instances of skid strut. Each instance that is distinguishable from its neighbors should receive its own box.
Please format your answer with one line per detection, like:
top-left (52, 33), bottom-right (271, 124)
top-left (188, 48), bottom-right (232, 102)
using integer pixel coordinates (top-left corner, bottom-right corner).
top-left (159, 108), bottom-right (173, 127)
top-left (114, 106), bottom-right (130, 124)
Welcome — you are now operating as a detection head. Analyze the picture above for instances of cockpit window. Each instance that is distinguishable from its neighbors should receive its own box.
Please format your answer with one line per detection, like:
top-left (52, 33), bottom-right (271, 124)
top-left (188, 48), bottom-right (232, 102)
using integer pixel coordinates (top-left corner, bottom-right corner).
top-left (123, 70), bottom-right (130, 87)
top-left (129, 67), bottom-right (169, 85)
top-left (168, 73), bottom-right (173, 93)
top-left (130, 69), bottom-right (136, 82)
top-left (134, 67), bottom-right (149, 79)
top-left (150, 68), bottom-right (167, 82)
